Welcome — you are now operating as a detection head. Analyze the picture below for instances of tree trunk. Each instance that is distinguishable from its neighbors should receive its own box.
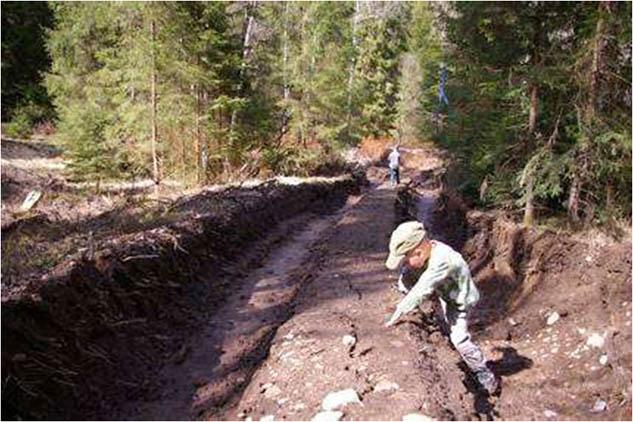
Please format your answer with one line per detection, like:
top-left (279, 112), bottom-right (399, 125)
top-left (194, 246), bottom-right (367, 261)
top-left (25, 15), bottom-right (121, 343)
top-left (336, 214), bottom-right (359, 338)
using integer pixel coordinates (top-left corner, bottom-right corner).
top-left (568, 2), bottom-right (610, 222)
top-left (229, 8), bottom-right (255, 141)
top-left (283, 2), bottom-right (290, 102)
top-left (523, 84), bottom-right (538, 226)
top-left (201, 90), bottom-right (209, 177)
top-left (528, 83), bottom-right (538, 134)
top-left (195, 84), bottom-right (202, 183)
top-left (568, 169), bottom-right (581, 222)
top-left (588, 2), bottom-right (609, 118)
top-left (523, 174), bottom-right (535, 227)
top-left (150, 19), bottom-right (159, 194)
top-left (346, 0), bottom-right (361, 124)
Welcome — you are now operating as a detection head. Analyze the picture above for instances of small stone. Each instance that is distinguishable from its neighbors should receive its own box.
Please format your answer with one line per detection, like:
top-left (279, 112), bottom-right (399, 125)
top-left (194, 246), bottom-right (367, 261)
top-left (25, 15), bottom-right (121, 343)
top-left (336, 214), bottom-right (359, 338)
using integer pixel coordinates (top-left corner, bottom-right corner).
top-left (260, 415), bottom-right (275, 422)
top-left (543, 409), bottom-right (558, 418)
top-left (546, 312), bottom-right (560, 326)
top-left (245, 417), bottom-right (253, 422)
top-left (312, 411), bottom-right (344, 422)
top-left (342, 335), bottom-right (357, 347)
top-left (585, 255), bottom-right (593, 263)
top-left (12, 353), bottom-right (27, 363)
top-left (599, 354), bottom-right (608, 365)
top-left (373, 380), bottom-right (400, 393)
top-left (277, 397), bottom-right (289, 405)
top-left (591, 399), bottom-right (607, 413)
top-left (508, 318), bottom-right (519, 326)
top-left (577, 328), bottom-right (586, 335)
top-left (19, 190), bottom-right (43, 212)
top-left (292, 403), bottom-right (306, 412)
top-left (402, 413), bottom-right (434, 422)
top-left (263, 384), bottom-right (282, 399)
top-left (322, 388), bottom-right (361, 410)
top-left (587, 332), bottom-right (605, 349)
top-left (390, 340), bottom-right (405, 348)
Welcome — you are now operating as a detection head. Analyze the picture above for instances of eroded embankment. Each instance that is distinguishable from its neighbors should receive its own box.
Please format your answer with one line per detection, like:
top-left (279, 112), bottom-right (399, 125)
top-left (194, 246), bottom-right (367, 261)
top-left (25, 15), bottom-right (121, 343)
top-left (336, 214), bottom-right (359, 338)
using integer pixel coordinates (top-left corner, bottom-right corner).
top-left (1, 175), bottom-right (362, 420)
top-left (398, 174), bottom-right (632, 420)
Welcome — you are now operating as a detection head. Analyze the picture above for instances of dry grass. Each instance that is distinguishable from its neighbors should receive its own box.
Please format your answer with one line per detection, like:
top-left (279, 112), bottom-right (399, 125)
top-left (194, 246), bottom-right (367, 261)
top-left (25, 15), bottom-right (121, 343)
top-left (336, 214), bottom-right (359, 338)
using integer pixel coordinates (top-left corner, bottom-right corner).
top-left (358, 137), bottom-right (394, 162)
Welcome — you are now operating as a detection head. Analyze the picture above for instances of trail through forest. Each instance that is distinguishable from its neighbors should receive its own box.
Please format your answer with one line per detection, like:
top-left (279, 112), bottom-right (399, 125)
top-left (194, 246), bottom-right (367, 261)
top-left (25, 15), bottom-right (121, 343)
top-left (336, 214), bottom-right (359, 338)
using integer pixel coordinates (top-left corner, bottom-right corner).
top-left (110, 151), bottom-right (484, 421)
top-left (101, 149), bottom-right (630, 421)
top-left (1, 142), bottom-right (630, 421)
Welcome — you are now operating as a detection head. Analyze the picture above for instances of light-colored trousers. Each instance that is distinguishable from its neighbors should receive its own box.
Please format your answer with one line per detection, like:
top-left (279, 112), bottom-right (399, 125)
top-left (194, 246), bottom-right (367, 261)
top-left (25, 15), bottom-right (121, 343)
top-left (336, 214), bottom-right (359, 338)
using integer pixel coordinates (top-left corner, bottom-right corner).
top-left (439, 297), bottom-right (489, 374)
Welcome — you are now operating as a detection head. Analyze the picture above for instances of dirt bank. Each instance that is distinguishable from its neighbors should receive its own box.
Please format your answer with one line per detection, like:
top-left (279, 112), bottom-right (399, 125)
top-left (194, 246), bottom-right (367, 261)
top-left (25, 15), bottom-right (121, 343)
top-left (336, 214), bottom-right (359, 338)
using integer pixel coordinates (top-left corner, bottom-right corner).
top-left (398, 174), bottom-right (632, 420)
top-left (1, 175), bottom-right (361, 420)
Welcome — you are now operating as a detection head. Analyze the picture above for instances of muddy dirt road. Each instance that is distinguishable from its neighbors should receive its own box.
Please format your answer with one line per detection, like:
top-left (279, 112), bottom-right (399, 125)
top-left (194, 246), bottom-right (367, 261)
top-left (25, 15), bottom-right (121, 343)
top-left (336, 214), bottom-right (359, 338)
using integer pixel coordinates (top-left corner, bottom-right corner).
top-left (3, 145), bottom-right (630, 421)
top-left (109, 150), bottom-right (631, 421)
top-left (106, 155), bottom-right (490, 421)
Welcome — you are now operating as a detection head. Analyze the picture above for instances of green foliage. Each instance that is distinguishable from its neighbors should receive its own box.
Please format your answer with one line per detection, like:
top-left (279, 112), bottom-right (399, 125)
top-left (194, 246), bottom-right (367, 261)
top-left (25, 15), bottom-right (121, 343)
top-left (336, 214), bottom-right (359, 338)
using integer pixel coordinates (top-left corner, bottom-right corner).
top-left (1, 1), bottom-right (53, 121)
top-left (263, 145), bottom-right (345, 177)
top-left (353, 3), bottom-right (408, 138)
top-left (422, 1), bottom-right (632, 225)
top-left (6, 0), bottom-right (629, 228)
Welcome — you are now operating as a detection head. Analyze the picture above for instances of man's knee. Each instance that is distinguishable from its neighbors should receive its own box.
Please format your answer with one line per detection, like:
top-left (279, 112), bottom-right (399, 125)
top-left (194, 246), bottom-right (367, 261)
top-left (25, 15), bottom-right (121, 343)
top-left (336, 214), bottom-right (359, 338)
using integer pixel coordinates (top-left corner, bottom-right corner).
top-left (456, 341), bottom-right (487, 371)
top-left (450, 330), bottom-right (470, 346)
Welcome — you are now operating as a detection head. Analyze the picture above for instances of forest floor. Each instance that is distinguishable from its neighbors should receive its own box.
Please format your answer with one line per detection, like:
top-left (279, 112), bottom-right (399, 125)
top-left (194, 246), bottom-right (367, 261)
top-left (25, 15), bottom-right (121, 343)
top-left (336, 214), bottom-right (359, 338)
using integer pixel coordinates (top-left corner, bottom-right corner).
top-left (1, 137), bottom-right (631, 421)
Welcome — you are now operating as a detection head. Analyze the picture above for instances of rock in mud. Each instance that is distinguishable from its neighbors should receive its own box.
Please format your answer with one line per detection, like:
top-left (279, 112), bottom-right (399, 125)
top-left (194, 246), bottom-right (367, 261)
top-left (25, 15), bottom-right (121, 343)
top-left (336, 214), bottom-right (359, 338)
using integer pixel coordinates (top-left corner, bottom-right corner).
top-left (546, 312), bottom-right (560, 325)
top-left (402, 413), bottom-right (434, 422)
top-left (260, 415), bottom-right (275, 422)
top-left (586, 332), bottom-right (605, 349)
top-left (292, 402), bottom-right (306, 412)
top-left (591, 399), bottom-right (607, 413)
top-left (373, 380), bottom-right (399, 393)
top-left (262, 383), bottom-right (282, 399)
top-left (322, 388), bottom-right (361, 411)
top-left (543, 409), bottom-right (558, 418)
top-left (599, 354), bottom-right (608, 365)
top-left (12, 353), bottom-right (27, 363)
top-left (342, 334), bottom-right (357, 347)
top-left (312, 410), bottom-right (344, 421)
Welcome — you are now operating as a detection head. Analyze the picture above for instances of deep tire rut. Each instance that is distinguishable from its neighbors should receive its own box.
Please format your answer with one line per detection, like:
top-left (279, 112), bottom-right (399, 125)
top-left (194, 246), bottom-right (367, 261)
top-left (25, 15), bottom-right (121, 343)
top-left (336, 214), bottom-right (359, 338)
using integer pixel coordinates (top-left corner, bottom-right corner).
top-left (230, 179), bottom-right (479, 421)
top-left (114, 194), bottom-right (365, 420)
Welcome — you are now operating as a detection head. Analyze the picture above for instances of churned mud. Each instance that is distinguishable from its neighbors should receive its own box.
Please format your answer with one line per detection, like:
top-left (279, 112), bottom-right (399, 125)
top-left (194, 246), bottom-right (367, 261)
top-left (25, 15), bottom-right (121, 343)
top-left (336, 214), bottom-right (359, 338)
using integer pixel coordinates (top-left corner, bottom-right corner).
top-left (2, 144), bottom-right (630, 421)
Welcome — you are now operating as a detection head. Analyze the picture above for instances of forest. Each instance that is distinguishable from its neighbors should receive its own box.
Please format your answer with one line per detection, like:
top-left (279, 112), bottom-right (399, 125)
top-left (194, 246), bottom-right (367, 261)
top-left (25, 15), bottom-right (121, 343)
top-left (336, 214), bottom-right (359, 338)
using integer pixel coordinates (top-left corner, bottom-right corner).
top-left (3, 1), bottom-right (631, 227)
top-left (2, 2), bottom-right (632, 421)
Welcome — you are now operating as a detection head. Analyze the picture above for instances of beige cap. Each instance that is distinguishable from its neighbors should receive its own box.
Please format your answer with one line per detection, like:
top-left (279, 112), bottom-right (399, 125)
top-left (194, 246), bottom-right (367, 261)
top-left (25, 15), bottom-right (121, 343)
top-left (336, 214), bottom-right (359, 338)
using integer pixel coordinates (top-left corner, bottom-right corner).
top-left (385, 221), bottom-right (426, 270)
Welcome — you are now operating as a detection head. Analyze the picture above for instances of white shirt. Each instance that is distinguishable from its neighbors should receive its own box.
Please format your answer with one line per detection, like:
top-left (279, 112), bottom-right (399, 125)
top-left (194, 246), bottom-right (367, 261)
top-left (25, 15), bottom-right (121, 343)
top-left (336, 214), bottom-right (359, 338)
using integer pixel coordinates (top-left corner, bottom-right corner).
top-left (388, 150), bottom-right (400, 169)
top-left (395, 241), bottom-right (480, 313)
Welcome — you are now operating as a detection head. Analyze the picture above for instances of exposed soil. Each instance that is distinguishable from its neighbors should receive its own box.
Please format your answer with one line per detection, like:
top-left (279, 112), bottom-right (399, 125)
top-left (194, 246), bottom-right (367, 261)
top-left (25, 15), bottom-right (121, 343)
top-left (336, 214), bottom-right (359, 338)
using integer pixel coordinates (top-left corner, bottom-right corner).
top-left (2, 142), bottom-right (631, 421)
top-left (1, 171), bottom-right (361, 420)
top-left (0, 137), bottom-right (363, 289)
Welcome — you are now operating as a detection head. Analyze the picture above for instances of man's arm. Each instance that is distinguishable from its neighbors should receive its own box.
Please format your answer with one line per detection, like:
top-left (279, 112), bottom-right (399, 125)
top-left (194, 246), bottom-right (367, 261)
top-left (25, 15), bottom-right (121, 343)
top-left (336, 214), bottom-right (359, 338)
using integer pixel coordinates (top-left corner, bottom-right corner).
top-left (386, 260), bottom-right (450, 326)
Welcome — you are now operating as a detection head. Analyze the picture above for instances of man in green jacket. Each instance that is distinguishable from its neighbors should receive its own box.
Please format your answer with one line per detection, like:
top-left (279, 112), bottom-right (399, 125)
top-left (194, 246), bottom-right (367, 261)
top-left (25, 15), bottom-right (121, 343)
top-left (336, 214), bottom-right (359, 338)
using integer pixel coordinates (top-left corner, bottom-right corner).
top-left (384, 221), bottom-right (499, 396)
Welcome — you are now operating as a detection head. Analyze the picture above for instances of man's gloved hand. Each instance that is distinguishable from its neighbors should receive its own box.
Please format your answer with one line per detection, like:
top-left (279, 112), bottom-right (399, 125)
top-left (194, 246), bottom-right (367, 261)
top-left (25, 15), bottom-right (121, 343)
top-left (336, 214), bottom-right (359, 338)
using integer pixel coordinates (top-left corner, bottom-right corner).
top-left (385, 307), bottom-right (403, 327)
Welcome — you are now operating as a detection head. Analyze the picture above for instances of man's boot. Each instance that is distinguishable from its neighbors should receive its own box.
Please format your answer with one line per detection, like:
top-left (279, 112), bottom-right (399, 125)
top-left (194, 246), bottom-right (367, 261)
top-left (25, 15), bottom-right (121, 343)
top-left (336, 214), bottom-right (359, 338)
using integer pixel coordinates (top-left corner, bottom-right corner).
top-left (476, 369), bottom-right (500, 396)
